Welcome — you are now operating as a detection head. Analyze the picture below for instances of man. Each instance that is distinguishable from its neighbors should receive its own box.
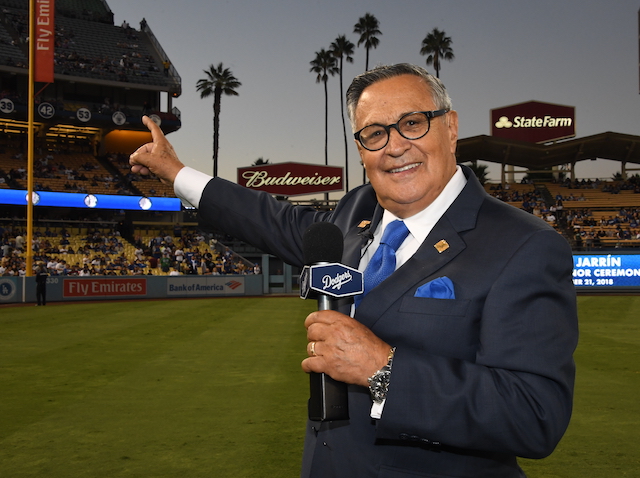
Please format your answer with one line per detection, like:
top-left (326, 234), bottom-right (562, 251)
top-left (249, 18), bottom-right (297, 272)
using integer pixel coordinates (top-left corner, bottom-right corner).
top-left (130, 63), bottom-right (578, 477)
top-left (35, 265), bottom-right (48, 306)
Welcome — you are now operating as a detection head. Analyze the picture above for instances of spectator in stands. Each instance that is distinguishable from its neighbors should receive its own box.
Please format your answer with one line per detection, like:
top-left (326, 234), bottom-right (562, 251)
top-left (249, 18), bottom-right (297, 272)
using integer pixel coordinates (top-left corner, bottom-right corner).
top-left (14, 233), bottom-right (24, 251)
top-left (148, 254), bottom-right (158, 270)
top-left (584, 232), bottom-right (595, 251)
top-left (174, 246), bottom-right (184, 266)
top-left (573, 232), bottom-right (583, 251)
top-left (46, 257), bottom-right (58, 274)
top-left (160, 254), bottom-right (171, 273)
top-left (200, 255), bottom-right (212, 275)
top-left (0, 240), bottom-right (10, 258)
top-left (134, 246), bottom-right (144, 262)
top-left (56, 260), bottom-right (67, 275)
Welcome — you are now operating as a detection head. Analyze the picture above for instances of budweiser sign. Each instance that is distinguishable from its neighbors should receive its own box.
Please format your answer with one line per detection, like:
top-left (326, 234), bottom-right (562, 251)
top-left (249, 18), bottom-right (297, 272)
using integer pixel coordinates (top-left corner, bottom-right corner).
top-left (491, 101), bottom-right (575, 144)
top-left (237, 162), bottom-right (343, 196)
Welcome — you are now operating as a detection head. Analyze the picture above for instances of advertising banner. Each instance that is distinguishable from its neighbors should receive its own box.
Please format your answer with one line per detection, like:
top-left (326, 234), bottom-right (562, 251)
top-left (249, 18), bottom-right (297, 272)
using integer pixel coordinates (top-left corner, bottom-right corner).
top-left (167, 276), bottom-right (246, 296)
top-left (63, 278), bottom-right (147, 298)
top-left (35, 0), bottom-right (55, 83)
top-left (491, 101), bottom-right (575, 144)
top-left (237, 162), bottom-right (343, 196)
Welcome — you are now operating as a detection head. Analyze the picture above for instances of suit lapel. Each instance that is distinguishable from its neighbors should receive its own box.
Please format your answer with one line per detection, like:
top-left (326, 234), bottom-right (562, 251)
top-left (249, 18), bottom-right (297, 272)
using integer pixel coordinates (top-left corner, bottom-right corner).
top-left (342, 204), bottom-right (383, 268)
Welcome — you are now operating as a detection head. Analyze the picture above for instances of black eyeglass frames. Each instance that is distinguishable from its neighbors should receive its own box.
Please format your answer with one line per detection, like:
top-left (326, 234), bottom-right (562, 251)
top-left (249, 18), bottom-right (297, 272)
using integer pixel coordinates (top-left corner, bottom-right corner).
top-left (354, 109), bottom-right (450, 151)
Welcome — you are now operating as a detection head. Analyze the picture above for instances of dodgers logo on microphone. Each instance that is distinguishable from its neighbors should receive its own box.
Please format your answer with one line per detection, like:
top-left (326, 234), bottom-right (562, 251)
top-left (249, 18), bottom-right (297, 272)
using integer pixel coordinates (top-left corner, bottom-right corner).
top-left (300, 263), bottom-right (363, 299)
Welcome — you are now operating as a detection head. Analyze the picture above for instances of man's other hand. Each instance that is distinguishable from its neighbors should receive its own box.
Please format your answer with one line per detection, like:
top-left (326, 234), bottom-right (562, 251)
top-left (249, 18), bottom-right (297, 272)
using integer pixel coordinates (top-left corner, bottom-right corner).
top-left (302, 310), bottom-right (391, 387)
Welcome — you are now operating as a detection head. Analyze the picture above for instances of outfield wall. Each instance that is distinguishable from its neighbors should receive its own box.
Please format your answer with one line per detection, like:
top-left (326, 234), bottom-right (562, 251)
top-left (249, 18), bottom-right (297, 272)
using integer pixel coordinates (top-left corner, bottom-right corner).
top-left (0, 275), bottom-right (264, 304)
top-left (3, 252), bottom-right (640, 304)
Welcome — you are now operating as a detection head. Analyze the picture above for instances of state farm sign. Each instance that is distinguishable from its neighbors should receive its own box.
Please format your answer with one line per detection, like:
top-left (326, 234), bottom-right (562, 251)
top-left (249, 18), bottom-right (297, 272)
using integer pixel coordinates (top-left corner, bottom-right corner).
top-left (237, 162), bottom-right (343, 196)
top-left (491, 101), bottom-right (575, 144)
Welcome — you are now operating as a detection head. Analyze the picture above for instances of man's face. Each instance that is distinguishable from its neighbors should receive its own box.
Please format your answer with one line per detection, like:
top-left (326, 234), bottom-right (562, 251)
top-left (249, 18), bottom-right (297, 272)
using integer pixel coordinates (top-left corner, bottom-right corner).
top-left (354, 74), bottom-right (459, 218)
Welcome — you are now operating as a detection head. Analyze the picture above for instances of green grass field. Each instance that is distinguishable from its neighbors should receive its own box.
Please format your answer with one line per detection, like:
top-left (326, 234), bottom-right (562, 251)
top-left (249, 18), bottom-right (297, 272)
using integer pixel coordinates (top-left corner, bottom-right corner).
top-left (1, 296), bottom-right (638, 477)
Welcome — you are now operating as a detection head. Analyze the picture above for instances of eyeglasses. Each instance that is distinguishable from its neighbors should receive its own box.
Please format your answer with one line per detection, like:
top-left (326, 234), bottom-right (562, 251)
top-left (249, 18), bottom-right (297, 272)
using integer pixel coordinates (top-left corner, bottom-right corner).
top-left (354, 109), bottom-right (449, 151)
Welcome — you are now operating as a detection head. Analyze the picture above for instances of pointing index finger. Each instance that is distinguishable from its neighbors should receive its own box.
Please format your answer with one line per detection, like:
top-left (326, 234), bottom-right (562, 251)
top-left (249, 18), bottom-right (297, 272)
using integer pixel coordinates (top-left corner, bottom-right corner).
top-left (142, 115), bottom-right (165, 143)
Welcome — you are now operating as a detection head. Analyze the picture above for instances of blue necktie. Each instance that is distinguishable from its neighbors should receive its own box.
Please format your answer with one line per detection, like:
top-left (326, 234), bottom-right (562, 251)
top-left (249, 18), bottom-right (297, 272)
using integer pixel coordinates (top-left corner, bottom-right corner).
top-left (355, 220), bottom-right (410, 307)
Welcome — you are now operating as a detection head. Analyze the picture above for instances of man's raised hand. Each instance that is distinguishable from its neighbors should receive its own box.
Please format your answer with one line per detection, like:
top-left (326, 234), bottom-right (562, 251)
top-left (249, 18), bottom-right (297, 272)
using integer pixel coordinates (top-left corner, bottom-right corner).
top-left (129, 115), bottom-right (185, 186)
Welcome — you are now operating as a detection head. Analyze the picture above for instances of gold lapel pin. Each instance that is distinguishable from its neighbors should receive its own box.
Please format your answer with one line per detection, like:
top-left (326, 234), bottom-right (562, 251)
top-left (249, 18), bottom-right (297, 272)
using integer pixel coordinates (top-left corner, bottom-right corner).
top-left (434, 239), bottom-right (450, 253)
top-left (358, 220), bottom-right (371, 228)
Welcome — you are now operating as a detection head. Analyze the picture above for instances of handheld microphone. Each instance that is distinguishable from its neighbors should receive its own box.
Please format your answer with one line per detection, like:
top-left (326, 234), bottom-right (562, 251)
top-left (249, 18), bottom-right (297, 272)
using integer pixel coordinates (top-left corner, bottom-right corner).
top-left (301, 222), bottom-right (363, 421)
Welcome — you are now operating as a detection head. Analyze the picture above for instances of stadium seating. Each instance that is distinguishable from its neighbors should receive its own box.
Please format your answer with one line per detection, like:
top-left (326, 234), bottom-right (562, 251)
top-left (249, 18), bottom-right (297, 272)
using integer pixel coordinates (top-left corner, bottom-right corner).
top-left (484, 179), bottom-right (640, 249)
top-left (1, 222), bottom-right (256, 277)
top-left (0, 1), bottom-right (174, 89)
top-left (0, 22), bottom-right (27, 66)
top-left (0, 147), bottom-right (176, 197)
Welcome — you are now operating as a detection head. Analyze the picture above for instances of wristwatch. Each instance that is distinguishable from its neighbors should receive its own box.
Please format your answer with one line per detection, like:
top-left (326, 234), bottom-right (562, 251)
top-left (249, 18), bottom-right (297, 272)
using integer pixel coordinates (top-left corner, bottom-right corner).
top-left (368, 347), bottom-right (396, 403)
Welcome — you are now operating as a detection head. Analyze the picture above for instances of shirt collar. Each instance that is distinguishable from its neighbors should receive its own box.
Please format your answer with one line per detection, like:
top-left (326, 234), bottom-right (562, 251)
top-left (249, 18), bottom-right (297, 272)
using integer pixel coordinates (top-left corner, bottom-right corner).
top-left (378, 165), bottom-right (467, 244)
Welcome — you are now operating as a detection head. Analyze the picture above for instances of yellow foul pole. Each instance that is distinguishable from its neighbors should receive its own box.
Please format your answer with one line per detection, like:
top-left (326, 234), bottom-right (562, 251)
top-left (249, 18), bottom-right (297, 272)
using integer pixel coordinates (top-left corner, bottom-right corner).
top-left (26, 0), bottom-right (36, 277)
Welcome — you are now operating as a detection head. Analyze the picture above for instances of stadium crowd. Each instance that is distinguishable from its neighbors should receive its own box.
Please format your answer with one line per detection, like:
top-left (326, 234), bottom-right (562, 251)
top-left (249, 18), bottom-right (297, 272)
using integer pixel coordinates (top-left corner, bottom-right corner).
top-left (0, 224), bottom-right (258, 277)
top-left (549, 176), bottom-right (640, 195)
top-left (2, 6), bottom-right (162, 83)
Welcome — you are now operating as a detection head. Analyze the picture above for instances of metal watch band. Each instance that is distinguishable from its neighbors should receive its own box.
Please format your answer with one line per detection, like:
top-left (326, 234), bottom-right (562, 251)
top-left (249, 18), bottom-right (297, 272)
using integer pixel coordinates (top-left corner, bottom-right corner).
top-left (367, 347), bottom-right (396, 403)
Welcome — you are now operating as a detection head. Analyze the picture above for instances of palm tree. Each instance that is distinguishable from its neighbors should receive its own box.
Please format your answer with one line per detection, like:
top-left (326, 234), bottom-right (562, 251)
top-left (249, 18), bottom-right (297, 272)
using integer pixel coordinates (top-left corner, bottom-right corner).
top-left (420, 28), bottom-right (454, 78)
top-left (353, 13), bottom-right (381, 71)
top-left (309, 49), bottom-right (338, 168)
top-left (196, 63), bottom-right (241, 177)
top-left (330, 35), bottom-right (355, 192)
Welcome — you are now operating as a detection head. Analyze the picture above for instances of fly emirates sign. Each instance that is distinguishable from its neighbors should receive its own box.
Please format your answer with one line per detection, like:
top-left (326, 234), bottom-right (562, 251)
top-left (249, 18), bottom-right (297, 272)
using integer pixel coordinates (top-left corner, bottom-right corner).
top-left (491, 101), bottom-right (575, 144)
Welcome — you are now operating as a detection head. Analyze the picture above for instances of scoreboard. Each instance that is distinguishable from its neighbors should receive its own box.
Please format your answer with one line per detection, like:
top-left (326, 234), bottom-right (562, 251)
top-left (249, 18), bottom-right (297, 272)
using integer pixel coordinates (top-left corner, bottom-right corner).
top-left (573, 253), bottom-right (640, 290)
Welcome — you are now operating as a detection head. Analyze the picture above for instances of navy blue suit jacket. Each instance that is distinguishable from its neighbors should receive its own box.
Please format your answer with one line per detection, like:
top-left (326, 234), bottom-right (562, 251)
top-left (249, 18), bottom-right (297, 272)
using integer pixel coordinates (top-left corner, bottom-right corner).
top-left (197, 166), bottom-right (578, 478)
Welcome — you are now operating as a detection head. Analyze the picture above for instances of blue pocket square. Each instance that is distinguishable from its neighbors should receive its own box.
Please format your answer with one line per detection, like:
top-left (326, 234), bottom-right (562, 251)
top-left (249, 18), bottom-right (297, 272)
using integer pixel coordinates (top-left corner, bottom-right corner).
top-left (414, 277), bottom-right (455, 299)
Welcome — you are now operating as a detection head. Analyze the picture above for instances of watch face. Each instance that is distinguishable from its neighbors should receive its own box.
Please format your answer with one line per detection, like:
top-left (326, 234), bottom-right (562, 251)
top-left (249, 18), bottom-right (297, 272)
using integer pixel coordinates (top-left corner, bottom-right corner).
top-left (139, 197), bottom-right (152, 210)
top-left (84, 194), bottom-right (98, 208)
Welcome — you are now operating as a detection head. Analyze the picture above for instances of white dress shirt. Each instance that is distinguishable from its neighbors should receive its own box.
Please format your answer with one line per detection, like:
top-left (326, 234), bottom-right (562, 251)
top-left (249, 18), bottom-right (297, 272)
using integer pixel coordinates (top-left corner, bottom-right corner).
top-left (358, 166), bottom-right (467, 418)
top-left (174, 167), bottom-right (211, 208)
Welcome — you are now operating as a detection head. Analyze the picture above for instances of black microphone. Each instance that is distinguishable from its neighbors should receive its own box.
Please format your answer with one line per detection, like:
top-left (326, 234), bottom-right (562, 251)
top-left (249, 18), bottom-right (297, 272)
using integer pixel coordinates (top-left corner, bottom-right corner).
top-left (301, 222), bottom-right (363, 421)
top-left (302, 222), bottom-right (344, 311)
